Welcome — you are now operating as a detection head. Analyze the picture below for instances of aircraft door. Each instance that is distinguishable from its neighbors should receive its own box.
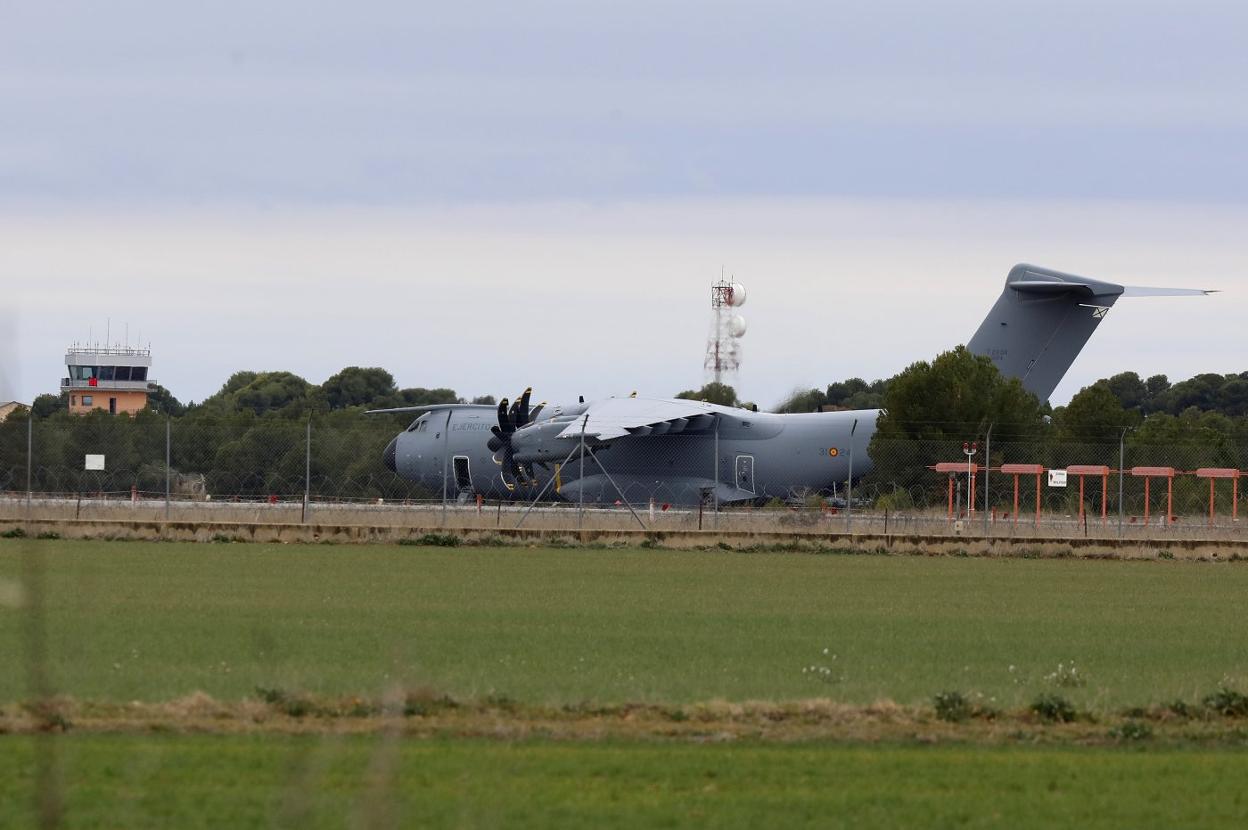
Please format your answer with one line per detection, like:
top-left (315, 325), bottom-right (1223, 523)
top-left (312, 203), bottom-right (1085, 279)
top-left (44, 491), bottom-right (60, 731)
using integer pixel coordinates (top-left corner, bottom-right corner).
top-left (735, 455), bottom-right (755, 494)
top-left (453, 456), bottom-right (472, 492)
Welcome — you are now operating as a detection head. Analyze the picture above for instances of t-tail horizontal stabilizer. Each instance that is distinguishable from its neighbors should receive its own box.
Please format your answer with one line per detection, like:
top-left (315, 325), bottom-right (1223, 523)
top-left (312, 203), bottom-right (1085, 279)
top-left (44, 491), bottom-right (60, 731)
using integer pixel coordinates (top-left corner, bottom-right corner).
top-left (967, 264), bottom-right (1212, 402)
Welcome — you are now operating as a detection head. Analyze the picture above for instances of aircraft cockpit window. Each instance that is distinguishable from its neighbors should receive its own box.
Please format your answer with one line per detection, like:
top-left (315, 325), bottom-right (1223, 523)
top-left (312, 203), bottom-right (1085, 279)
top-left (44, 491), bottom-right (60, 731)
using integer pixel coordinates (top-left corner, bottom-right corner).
top-left (406, 417), bottom-right (426, 433)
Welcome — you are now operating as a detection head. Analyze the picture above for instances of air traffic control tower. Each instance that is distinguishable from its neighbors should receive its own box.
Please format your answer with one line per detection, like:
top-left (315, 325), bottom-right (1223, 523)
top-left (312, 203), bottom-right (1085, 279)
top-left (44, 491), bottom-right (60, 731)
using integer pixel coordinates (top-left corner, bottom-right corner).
top-left (63, 345), bottom-right (154, 415)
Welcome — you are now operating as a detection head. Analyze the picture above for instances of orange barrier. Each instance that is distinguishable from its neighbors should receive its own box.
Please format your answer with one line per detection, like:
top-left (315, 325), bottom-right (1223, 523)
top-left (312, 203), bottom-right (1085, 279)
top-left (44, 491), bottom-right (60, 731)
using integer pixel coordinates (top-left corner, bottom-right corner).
top-left (932, 462), bottom-right (982, 519)
top-left (999, 464), bottom-right (1045, 527)
top-left (1130, 467), bottom-right (1176, 525)
top-left (1067, 465), bottom-right (1110, 525)
top-left (1195, 468), bottom-right (1240, 525)
top-left (929, 461), bottom-right (1246, 525)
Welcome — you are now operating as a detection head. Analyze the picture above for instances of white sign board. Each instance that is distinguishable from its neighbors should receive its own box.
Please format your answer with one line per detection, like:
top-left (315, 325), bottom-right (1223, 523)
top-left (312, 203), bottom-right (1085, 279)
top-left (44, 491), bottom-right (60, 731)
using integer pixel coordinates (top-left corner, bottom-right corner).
top-left (1048, 469), bottom-right (1068, 488)
top-left (84, 454), bottom-right (105, 471)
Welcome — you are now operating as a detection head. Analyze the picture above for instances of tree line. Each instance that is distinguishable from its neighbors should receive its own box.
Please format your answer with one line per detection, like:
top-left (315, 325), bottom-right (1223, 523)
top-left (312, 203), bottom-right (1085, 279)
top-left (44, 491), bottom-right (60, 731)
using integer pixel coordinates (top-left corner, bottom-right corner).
top-left (4, 368), bottom-right (492, 499)
top-left (6, 359), bottom-right (1248, 505)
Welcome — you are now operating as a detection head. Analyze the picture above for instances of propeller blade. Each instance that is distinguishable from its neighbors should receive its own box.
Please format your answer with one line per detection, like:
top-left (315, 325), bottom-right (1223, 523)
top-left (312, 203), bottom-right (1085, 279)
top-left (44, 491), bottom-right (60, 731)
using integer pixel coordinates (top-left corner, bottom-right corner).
top-left (519, 388), bottom-right (531, 425)
top-left (487, 427), bottom-right (504, 453)
top-left (508, 398), bottom-right (521, 430)
top-left (529, 403), bottom-right (545, 422)
top-left (497, 399), bottom-right (514, 434)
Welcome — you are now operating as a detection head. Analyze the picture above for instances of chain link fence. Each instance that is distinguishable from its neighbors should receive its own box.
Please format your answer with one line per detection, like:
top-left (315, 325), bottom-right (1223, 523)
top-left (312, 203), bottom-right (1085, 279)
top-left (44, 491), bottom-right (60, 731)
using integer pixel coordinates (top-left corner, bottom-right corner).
top-left (3, 412), bottom-right (1248, 540)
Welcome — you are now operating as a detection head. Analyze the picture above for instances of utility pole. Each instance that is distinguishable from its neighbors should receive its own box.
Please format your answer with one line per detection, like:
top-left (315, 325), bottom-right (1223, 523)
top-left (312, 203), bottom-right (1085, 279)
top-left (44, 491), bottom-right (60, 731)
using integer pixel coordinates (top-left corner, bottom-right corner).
top-left (164, 415), bottom-right (171, 521)
top-left (302, 416), bottom-right (311, 524)
top-left (983, 424), bottom-right (993, 536)
top-left (713, 419), bottom-right (720, 528)
top-left (846, 419), bottom-right (858, 533)
top-left (1118, 427), bottom-right (1129, 539)
top-left (25, 414), bottom-right (32, 525)
top-left (961, 440), bottom-right (978, 520)
top-left (578, 414), bottom-right (587, 530)
top-left (441, 410), bottom-right (452, 527)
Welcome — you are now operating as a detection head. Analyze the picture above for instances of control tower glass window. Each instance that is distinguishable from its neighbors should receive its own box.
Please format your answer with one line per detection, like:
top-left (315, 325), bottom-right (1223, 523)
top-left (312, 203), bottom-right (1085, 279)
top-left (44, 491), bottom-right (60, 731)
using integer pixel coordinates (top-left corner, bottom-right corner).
top-left (114, 366), bottom-right (131, 381)
top-left (131, 367), bottom-right (147, 381)
top-left (99, 366), bottom-right (115, 381)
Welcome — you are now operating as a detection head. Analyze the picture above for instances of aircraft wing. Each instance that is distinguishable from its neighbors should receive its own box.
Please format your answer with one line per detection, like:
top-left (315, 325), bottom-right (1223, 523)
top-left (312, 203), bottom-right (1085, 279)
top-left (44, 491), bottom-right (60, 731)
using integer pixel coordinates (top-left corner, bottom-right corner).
top-left (556, 397), bottom-right (722, 441)
top-left (365, 403), bottom-right (496, 415)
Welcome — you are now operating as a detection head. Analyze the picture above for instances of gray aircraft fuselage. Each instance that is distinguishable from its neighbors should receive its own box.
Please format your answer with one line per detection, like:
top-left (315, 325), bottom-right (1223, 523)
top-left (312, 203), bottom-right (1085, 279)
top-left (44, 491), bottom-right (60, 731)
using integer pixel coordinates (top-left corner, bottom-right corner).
top-left (385, 403), bottom-right (878, 504)
top-left (378, 263), bottom-right (1210, 504)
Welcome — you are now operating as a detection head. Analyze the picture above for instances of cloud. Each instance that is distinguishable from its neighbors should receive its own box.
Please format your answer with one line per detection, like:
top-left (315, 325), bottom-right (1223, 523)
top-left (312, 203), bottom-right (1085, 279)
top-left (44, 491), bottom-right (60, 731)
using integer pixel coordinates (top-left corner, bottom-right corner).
top-left (3, 2), bottom-right (1247, 206)
top-left (3, 198), bottom-right (1243, 408)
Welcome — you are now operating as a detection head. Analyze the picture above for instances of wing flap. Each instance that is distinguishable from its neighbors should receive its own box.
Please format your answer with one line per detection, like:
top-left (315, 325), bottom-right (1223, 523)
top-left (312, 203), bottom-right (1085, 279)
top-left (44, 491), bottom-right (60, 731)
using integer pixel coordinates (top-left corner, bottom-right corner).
top-left (557, 397), bottom-right (723, 441)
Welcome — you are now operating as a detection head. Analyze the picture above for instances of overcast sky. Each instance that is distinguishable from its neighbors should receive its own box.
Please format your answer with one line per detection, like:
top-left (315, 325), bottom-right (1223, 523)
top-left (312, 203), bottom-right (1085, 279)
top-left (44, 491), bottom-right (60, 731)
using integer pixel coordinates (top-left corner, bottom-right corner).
top-left (3, 1), bottom-right (1245, 408)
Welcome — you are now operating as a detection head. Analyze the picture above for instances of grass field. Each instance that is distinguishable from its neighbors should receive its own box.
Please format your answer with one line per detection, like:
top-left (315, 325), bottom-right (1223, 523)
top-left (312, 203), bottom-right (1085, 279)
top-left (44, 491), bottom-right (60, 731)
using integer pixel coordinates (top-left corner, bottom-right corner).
top-left (4, 736), bottom-right (1248, 829)
top-left (4, 539), bottom-right (1248, 828)
top-left (2, 539), bottom-right (1247, 709)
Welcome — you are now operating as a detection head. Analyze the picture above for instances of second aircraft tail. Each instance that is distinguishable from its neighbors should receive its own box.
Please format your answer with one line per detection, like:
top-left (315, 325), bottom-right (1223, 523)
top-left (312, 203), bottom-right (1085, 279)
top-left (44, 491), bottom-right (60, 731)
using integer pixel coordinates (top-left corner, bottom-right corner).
top-left (967, 264), bottom-right (1210, 402)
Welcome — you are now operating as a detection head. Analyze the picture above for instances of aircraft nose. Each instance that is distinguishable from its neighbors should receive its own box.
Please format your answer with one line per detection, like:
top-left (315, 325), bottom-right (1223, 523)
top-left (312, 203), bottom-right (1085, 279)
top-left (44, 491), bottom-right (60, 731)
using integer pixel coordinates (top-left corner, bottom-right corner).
top-left (383, 436), bottom-right (398, 473)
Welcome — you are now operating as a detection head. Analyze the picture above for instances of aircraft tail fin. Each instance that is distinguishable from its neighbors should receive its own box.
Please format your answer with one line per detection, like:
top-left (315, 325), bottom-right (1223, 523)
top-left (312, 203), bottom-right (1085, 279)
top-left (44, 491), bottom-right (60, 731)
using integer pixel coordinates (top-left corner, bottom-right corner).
top-left (968, 263), bottom-right (1214, 401)
top-left (967, 263), bottom-right (1203, 402)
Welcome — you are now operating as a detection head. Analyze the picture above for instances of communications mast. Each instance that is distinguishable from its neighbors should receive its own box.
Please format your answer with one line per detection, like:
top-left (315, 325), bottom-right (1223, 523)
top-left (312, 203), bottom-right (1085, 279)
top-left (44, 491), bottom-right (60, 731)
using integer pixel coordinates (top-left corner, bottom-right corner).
top-left (704, 277), bottom-right (747, 385)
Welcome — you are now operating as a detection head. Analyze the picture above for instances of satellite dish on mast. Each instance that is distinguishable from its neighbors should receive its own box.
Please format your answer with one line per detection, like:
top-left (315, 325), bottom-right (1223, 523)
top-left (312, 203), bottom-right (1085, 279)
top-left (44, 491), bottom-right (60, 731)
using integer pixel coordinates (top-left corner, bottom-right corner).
top-left (728, 315), bottom-right (747, 337)
top-left (729, 284), bottom-right (747, 307)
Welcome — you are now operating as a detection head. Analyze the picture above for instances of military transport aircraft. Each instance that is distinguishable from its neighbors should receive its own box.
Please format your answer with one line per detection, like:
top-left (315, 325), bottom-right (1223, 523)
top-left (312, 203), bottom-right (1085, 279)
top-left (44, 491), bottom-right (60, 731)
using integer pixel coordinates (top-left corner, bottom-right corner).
top-left (373, 264), bottom-right (1211, 504)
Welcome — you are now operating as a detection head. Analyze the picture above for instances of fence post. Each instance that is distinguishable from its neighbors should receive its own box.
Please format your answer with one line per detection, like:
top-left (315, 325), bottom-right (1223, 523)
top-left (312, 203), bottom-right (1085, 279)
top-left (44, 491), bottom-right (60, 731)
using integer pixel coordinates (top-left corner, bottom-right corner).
top-left (164, 415), bottom-right (171, 521)
top-left (713, 418), bottom-right (720, 529)
top-left (441, 410), bottom-right (451, 528)
top-left (982, 423), bottom-right (992, 537)
top-left (1117, 427), bottom-right (1127, 539)
top-left (846, 418), bottom-right (857, 534)
top-left (302, 416), bottom-right (311, 524)
top-left (578, 415), bottom-right (586, 530)
top-left (25, 413), bottom-right (32, 525)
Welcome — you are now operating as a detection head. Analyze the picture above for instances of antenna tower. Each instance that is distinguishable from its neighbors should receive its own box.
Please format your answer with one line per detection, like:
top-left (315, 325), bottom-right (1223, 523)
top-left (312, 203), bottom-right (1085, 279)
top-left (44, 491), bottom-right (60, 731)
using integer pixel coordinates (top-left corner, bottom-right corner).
top-left (703, 275), bottom-right (747, 386)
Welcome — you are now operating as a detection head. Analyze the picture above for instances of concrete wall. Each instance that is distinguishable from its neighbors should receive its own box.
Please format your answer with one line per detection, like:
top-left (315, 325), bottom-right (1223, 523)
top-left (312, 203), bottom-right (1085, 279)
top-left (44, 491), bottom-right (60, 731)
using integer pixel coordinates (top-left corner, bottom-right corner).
top-left (4, 517), bottom-right (1247, 561)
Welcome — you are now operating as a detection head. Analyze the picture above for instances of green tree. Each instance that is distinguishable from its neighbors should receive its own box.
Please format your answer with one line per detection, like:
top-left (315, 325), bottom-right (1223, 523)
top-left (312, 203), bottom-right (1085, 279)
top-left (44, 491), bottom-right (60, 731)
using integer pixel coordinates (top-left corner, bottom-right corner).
top-left (827, 378), bottom-right (887, 408)
top-left (195, 371), bottom-right (314, 416)
top-left (1158, 373), bottom-right (1232, 414)
top-left (873, 346), bottom-right (1043, 441)
top-left (147, 384), bottom-right (185, 416)
top-left (864, 347), bottom-right (1043, 502)
top-left (395, 388), bottom-right (460, 407)
top-left (320, 367), bottom-right (398, 410)
top-left (1144, 374), bottom-right (1170, 406)
top-left (1052, 383), bottom-right (1139, 443)
top-left (774, 387), bottom-right (828, 413)
top-left (1102, 372), bottom-right (1149, 412)
top-left (30, 393), bottom-right (66, 418)
top-left (675, 383), bottom-right (737, 407)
